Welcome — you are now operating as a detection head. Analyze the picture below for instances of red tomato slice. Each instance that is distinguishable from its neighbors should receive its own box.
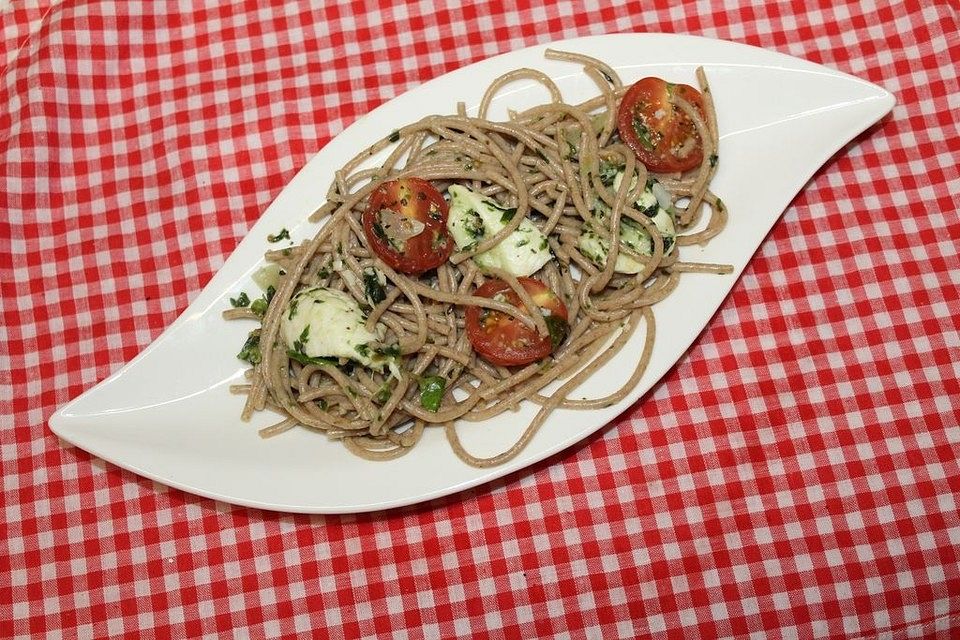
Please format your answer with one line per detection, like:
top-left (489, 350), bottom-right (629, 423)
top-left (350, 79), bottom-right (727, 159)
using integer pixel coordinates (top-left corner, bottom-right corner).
top-left (362, 178), bottom-right (454, 275)
top-left (465, 277), bottom-right (569, 367)
top-left (617, 77), bottom-right (705, 173)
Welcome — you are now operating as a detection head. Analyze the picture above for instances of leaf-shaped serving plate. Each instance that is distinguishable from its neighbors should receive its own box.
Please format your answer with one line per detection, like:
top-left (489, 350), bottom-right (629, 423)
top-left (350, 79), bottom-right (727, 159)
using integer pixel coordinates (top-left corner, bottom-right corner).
top-left (50, 34), bottom-right (894, 513)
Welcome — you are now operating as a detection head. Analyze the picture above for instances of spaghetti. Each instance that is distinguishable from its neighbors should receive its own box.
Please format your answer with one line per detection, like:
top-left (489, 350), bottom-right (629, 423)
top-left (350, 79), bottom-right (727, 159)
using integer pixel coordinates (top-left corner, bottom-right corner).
top-left (225, 50), bottom-right (731, 467)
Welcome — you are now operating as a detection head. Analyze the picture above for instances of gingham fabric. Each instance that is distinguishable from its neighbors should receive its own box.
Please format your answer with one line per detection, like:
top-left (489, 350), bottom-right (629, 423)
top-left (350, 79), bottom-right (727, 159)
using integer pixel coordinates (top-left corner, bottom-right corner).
top-left (2, 0), bottom-right (958, 637)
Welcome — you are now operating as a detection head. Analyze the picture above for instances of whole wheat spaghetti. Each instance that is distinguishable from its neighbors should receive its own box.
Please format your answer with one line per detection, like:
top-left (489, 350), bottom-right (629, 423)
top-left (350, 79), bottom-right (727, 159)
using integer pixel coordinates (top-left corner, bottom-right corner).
top-left (225, 51), bottom-right (731, 467)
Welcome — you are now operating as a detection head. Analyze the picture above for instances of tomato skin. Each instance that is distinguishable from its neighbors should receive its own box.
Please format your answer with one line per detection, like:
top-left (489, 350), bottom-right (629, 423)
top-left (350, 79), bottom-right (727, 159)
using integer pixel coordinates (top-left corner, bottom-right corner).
top-left (617, 77), bottom-right (705, 173)
top-left (465, 277), bottom-right (569, 367)
top-left (362, 178), bottom-right (454, 275)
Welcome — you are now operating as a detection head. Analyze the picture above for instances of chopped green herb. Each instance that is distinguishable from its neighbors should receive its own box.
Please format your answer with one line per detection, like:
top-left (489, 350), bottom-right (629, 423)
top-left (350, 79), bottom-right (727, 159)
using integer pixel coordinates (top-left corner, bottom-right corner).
top-left (375, 344), bottom-right (401, 359)
top-left (250, 285), bottom-right (275, 318)
top-left (373, 382), bottom-right (393, 405)
top-left (286, 350), bottom-right (336, 367)
top-left (230, 292), bottom-right (250, 308)
top-left (288, 296), bottom-right (300, 320)
top-left (371, 220), bottom-right (388, 241)
top-left (539, 238), bottom-right (549, 251)
top-left (268, 228), bottom-right (290, 243)
top-left (632, 117), bottom-right (657, 151)
top-left (388, 129), bottom-right (401, 143)
top-left (418, 375), bottom-right (446, 412)
top-left (363, 268), bottom-right (386, 305)
top-left (237, 330), bottom-right (262, 365)
top-left (599, 69), bottom-right (614, 84)
top-left (543, 315), bottom-right (569, 350)
top-left (516, 239), bottom-right (529, 248)
top-left (292, 325), bottom-right (310, 354)
top-left (500, 207), bottom-right (517, 224)
top-left (598, 161), bottom-right (622, 187)
top-left (462, 209), bottom-right (484, 240)
top-left (709, 153), bottom-right (718, 168)
top-left (354, 343), bottom-right (371, 358)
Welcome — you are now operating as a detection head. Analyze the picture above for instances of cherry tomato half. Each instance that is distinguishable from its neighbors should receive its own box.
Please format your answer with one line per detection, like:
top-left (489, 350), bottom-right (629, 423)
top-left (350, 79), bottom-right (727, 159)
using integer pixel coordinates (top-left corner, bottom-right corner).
top-left (617, 77), bottom-right (705, 173)
top-left (465, 277), bottom-right (569, 367)
top-left (362, 178), bottom-right (454, 275)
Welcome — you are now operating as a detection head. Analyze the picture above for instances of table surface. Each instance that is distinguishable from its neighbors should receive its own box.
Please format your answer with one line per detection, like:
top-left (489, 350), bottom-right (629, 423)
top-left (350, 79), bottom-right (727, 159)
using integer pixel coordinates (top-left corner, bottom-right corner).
top-left (2, 1), bottom-right (958, 638)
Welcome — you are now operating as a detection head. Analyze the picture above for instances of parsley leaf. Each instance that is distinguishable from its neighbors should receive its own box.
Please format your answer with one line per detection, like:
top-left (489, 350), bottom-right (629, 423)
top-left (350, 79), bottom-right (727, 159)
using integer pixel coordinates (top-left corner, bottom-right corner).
top-left (268, 228), bottom-right (290, 243)
top-left (230, 292), bottom-right (250, 308)
top-left (418, 375), bottom-right (446, 412)
top-left (237, 330), bottom-right (262, 364)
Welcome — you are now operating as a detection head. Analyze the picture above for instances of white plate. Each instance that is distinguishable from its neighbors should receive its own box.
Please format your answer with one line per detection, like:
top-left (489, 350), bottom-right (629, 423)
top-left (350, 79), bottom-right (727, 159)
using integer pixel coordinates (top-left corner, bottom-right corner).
top-left (49, 33), bottom-right (894, 513)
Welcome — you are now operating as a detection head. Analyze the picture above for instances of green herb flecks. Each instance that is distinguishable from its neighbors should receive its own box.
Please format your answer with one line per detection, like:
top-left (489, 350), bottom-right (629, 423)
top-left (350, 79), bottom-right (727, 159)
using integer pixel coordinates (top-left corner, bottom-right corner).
top-left (286, 350), bottom-right (336, 367)
top-left (388, 130), bottom-right (401, 143)
top-left (293, 325), bottom-right (310, 354)
top-left (373, 382), bottom-right (393, 405)
top-left (418, 375), bottom-right (446, 412)
top-left (354, 343), bottom-right (371, 359)
top-left (375, 344), bottom-right (401, 359)
top-left (372, 220), bottom-right (388, 241)
top-left (662, 236), bottom-right (675, 255)
top-left (268, 228), bottom-right (290, 243)
top-left (363, 268), bottom-right (386, 305)
top-left (230, 292), bottom-right (250, 308)
top-left (543, 315), bottom-right (569, 351)
top-left (709, 153), bottom-right (718, 168)
top-left (237, 330), bottom-right (262, 365)
top-left (632, 117), bottom-right (657, 151)
top-left (250, 285), bottom-right (275, 318)
top-left (598, 161), bottom-right (622, 187)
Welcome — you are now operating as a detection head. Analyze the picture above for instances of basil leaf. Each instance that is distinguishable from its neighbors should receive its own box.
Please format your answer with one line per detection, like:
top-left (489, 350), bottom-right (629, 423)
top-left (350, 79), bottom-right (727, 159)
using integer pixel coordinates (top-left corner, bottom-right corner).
top-left (375, 344), bottom-right (401, 359)
top-left (267, 228), bottom-right (290, 243)
top-left (286, 350), bottom-right (336, 367)
top-left (230, 292), bottom-right (250, 308)
top-left (363, 268), bottom-right (386, 305)
top-left (418, 375), bottom-right (446, 413)
top-left (237, 330), bottom-right (262, 364)
top-left (632, 117), bottom-right (657, 151)
top-left (543, 315), bottom-right (569, 351)
top-left (598, 161), bottom-right (622, 187)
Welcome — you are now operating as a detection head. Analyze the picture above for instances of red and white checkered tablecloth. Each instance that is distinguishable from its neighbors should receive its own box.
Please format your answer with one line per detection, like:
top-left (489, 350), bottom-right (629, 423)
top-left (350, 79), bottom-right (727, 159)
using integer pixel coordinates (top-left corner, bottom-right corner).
top-left (2, 0), bottom-right (958, 637)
